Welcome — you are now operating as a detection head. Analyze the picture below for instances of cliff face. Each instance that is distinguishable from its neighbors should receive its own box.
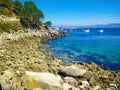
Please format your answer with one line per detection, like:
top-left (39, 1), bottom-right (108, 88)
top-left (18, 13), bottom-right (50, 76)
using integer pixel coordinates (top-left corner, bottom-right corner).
top-left (0, 15), bottom-right (19, 22)
top-left (0, 15), bottom-right (23, 32)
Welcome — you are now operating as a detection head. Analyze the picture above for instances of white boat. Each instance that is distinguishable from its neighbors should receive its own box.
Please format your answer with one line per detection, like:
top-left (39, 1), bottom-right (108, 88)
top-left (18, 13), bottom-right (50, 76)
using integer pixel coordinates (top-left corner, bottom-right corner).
top-left (84, 29), bottom-right (90, 32)
top-left (64, 30), bottom-right (67, 32)
top-left (98, 29), bottom-right (104, 33)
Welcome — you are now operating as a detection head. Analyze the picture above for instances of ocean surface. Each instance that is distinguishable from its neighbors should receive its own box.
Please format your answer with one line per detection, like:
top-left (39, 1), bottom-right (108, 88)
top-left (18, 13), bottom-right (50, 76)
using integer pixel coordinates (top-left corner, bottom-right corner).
top-left (44, 28), bottom-right (120, 71)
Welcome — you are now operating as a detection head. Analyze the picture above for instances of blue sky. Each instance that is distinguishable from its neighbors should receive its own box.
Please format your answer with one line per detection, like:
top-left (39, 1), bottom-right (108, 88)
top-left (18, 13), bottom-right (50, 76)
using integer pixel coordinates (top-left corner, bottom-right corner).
top-left (21, 0), bottom-right (120, 25)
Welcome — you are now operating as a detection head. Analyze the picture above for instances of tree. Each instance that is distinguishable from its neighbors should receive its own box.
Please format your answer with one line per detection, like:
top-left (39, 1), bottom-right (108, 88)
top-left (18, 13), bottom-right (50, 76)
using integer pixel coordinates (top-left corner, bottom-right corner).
top-left (20, 1), bottom-right (44, 28)
top-left (44, 21), bottom-right (52, 27)
top-left (20, 17), bottom-right (31, 28)
top-left (13, 0), bottom-right (23, 16)
top-left (0, 0), bottom-right (13, 9)
top-left (0, 0), bottom-right (13, 15)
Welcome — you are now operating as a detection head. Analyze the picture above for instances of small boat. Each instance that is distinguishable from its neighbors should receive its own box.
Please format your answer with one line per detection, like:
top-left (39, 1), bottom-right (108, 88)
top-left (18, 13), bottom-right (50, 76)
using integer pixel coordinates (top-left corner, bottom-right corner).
top-left (84, 29), bottom-right (90, 32)
top-left (64, 30), bottom-right (67, 32)
top-left (98, 29), bottom-right (104, 33)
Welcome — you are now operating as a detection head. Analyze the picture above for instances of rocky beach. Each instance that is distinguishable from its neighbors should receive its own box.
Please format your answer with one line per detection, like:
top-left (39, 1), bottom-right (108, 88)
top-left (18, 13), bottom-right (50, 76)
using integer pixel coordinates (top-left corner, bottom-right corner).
top-left (0, 0), bottom-right (120, 89)
top-left (0, 29), bottom-right (120, 90)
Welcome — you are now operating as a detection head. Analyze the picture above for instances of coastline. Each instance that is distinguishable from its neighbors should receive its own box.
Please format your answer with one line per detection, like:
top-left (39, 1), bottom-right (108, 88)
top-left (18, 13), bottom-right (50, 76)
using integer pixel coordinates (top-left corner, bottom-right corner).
top-left (0, 30), bottom-right (120, 90)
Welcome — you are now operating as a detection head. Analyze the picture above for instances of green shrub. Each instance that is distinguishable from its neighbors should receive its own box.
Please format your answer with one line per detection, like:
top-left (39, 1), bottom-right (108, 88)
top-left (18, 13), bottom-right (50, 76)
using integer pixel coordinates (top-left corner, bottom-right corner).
top-left (0, 6), bottom-right (13, 15)
top-left (44, 21), bottom-right (52, 27)
top-left (0, 23), bottom-right (10, 32)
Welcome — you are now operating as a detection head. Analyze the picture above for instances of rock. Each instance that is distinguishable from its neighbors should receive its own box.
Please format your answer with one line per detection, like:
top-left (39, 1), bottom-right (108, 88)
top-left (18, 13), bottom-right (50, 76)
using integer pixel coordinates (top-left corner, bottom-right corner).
top-left (32, 88), bottom-right (43, 90)
top-left (25, 71), bottom-right (63, 90)
top-left (59, 65), bottom-right (86, 77)
top-left (71, 87), bottom-right (80, 90)
top-left (56, 75), bottom-right (64, 85)
top-left (105, 86), bottom-right (118, 90)
top-left (64, 77), bottom-right (78, 87)
top-left (63, 83), bottom-right (80, 90)
top-left (84, 71), bottom-right (93, 79)
top-left (89, 76), bottom-right (96, 86)
top-left (2, 84), bottom-right (12, 90)
top-left (63, 83), bottom-right (72, 90)
top-left (79, 80), bottom-right (89, 89)
top-left (90, 62), bottom-right (98, 69)
top-left (91, 85), bottom-right (101, 90)
top-left (109, 83), bottom-right (117, 87)
top-left (0, 84), bottom-right (2, 90)
top-left (0, 70), bottom-right (17, 90)
top-left (6, 61), bottom-right (13, 66)
top-left (0, 50), bottom-right (5, 54)
top-left (3, 70), bottom-right (11, 75)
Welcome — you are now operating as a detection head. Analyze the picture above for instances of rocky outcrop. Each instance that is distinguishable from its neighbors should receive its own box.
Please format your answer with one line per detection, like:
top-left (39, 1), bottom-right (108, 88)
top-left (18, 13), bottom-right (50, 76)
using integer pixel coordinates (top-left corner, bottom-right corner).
top-left (0, 15), bottom-right (19, 22)
top-left (24, 71), bottom-right (63, 90)
top-left (0, 29), bottom-right (68, 45)
top-left (59, 65), bottom-right (86, 77)
top-left (0, 15), bottom-right (23, 32)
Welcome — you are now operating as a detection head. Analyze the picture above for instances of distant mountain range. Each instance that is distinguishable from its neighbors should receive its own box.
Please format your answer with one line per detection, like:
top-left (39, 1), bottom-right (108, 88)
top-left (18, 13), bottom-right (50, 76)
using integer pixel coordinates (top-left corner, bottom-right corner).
top-left (52, 23), bottom-right (120, 30)
top-left (81, 23), bottom-right (120, 28)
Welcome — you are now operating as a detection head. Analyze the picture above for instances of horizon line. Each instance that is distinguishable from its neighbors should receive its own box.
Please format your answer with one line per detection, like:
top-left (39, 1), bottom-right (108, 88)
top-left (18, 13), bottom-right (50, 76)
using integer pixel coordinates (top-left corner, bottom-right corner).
top-left (52, 22), bottom-right (120, 26)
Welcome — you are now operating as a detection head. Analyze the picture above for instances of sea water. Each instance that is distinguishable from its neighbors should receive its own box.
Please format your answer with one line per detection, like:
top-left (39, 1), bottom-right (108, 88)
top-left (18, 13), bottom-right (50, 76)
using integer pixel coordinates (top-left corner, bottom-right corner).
top-left (44, 28), bottom-right (120, 70)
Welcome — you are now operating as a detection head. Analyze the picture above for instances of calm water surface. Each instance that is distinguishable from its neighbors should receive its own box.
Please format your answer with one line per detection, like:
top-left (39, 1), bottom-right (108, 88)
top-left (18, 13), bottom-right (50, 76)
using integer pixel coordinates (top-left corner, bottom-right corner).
top-left (44, 28), bottom-right (120, 70)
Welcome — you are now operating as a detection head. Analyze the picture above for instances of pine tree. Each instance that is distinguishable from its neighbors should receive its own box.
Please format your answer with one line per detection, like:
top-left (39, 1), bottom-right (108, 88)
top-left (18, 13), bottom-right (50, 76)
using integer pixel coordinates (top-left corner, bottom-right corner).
top-left (20, 1), bottom-right (44, 28)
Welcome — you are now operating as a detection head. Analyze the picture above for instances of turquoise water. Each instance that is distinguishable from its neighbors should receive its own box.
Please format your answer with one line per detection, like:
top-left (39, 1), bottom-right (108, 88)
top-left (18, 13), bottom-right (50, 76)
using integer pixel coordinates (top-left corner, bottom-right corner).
top-left (44, 28), bottom-right (120, 70)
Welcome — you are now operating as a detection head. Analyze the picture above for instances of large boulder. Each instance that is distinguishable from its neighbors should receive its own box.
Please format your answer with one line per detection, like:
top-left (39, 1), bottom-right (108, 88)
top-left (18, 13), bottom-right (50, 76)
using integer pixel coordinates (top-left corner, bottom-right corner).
top-left (59, 65), bottom-right (86, 77)
top-left (24, 71), bottom-right (64, 90)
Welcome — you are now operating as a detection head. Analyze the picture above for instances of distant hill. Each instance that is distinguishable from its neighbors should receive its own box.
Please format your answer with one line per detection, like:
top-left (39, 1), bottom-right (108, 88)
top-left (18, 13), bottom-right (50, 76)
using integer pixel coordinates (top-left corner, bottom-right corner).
top-left (53, 23), bottom-right (120, 30)
top-left (81, 23), bottom-right (120, 28)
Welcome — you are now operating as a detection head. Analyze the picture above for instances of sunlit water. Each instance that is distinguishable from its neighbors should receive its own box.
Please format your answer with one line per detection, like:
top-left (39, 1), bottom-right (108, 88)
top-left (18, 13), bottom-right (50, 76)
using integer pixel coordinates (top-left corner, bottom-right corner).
top-left (44, 28), bottom-right (120, 70)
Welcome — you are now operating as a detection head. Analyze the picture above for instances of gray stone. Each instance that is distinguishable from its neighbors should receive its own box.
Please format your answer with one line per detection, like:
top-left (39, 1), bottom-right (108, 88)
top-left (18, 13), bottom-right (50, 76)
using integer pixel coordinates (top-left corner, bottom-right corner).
top-left (105, 86), bottom-right (118, 90)
top-left (3, 70), bottom-right (11, 75)
top-left (63, 83), bottom-right (72, 90)
top-left (6, 61), bottom-right (13, 66)
top-left (25, 71), bottom-right (63, 90)
top-left (63, 83), bottom-right (80, 90)
top-left (79, 80), bottom-right (90, 89)
top-left (91, 85), bottom-right (101, 90)
top-left (59, 65), bottom-right (86, 77)
top-left (64, 77), bottom-right (78, 87)
top-left (90, 62), bottom-right (98, 69)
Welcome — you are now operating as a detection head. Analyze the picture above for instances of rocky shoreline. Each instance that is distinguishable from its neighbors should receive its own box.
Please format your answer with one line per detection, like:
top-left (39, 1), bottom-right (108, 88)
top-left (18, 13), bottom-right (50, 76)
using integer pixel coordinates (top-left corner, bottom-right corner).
top-left (0, 30), bottom-right (120, 90)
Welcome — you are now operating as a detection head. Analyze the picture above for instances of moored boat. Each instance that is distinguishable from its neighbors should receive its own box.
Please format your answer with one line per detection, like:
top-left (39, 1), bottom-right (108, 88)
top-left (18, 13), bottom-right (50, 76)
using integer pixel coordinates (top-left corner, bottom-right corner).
top-left (98, 29), bottom-right (104, 33)
top-left (83, 29), bottom-right (90, 32)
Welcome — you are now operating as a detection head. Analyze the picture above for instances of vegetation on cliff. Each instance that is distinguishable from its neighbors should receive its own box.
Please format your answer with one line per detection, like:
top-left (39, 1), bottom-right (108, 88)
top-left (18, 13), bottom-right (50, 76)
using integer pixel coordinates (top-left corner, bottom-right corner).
top-left (44, 21), bottom-right (52, 27)
top-left (0, 0), bottom-right (52, 32)
top-left (14, 0), bottom-right (44, 28)
top-left (0, 0), bottom-right (13, 15)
